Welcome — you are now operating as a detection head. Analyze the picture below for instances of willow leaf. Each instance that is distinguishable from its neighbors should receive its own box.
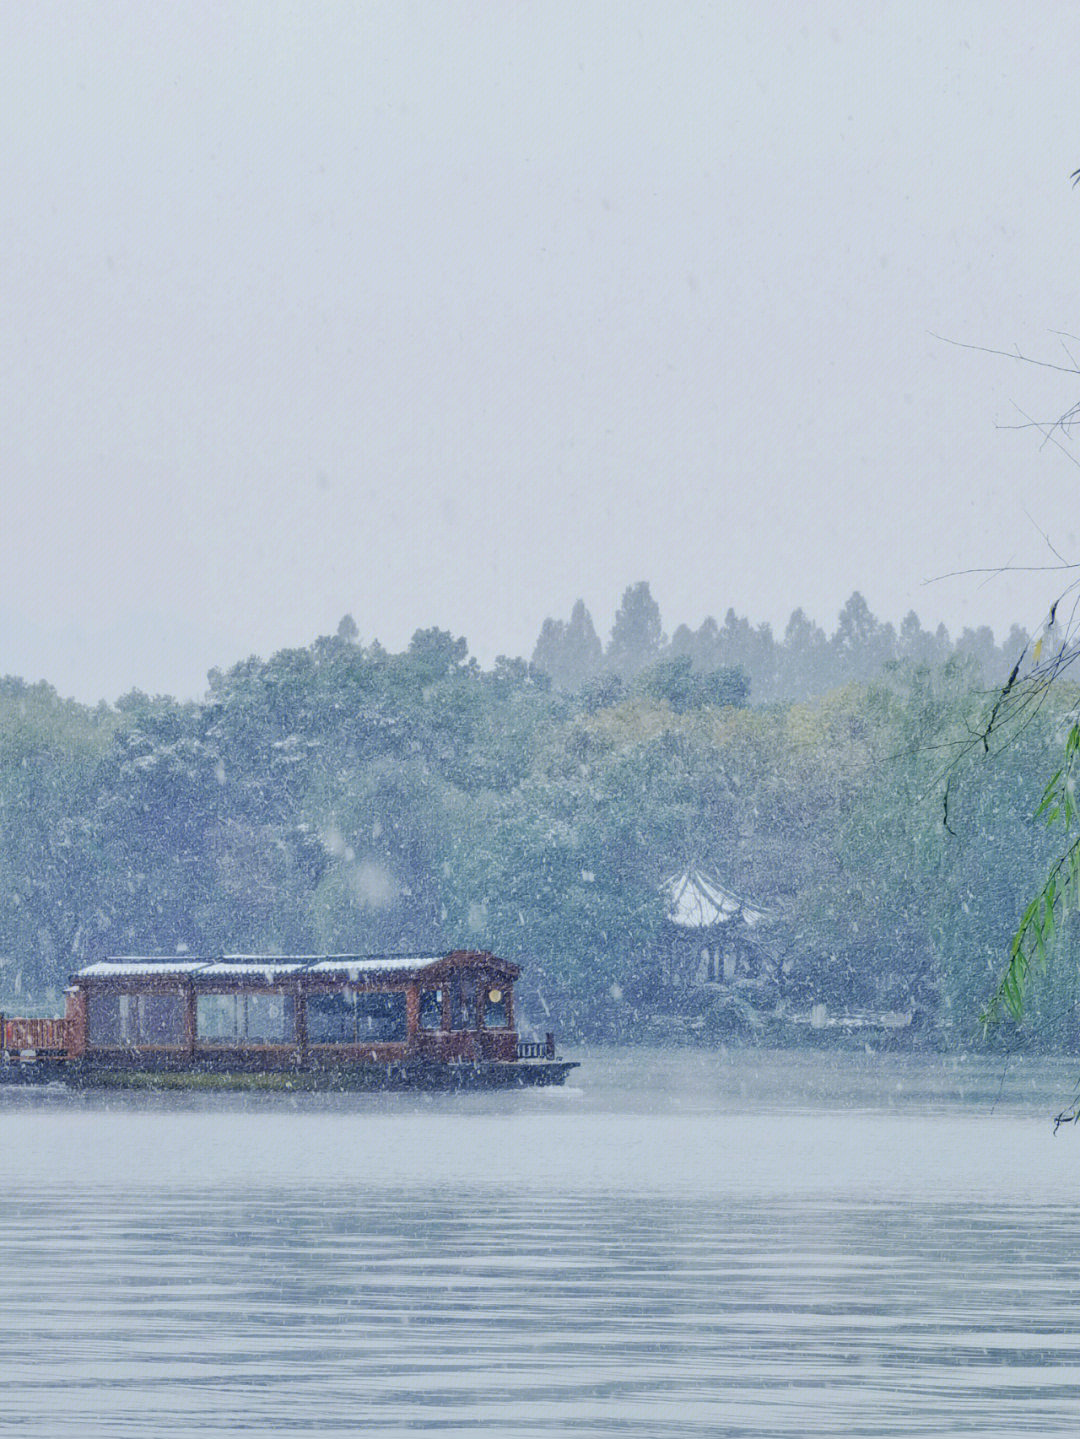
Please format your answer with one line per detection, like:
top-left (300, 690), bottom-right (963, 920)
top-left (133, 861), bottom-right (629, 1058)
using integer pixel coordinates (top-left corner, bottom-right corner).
top-left (1035, 770), bottom-right (1064, 816)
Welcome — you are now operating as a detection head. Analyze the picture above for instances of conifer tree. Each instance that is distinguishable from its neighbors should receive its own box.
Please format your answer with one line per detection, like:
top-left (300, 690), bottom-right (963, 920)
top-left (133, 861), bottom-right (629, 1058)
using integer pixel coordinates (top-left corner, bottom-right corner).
top-left (606, 582), bottom-right (665, 679)
top-left (531, 600), bottom-right (603, 690)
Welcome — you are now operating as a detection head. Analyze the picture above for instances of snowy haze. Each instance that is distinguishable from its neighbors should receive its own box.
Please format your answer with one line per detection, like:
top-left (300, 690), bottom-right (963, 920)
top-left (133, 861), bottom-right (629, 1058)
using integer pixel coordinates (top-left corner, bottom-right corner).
top-left (2, 2), bottom-right (1078, 704)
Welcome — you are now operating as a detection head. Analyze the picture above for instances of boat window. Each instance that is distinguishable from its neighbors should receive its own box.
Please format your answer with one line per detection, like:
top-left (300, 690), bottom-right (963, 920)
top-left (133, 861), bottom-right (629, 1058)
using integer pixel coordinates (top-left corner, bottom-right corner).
top-left (307, 989), bottom-right (407, 1044)
top-left (484, 987), bottom-right (508, 1029)
top-left (87, 991), bottom-right (122, 1045)
top-left (245, 992), bottom-right (293, 1043)
top-left (87, 991), bottom-right (186, 1047)
top-left (197, 991), bottom-right (295, 1045)
top-left (306, 991), bottom-right (355, 1044)
top-left (197, 993), bottom-right (242, 1044)
top-left (418, 989), bottom-right (443, 1029)
top-left (139, 993), bottom-right (186, 1045)
top-left (356, 991), bottom-right (406, 1042)
top-left (449, 980), bottom-right (478, 1031)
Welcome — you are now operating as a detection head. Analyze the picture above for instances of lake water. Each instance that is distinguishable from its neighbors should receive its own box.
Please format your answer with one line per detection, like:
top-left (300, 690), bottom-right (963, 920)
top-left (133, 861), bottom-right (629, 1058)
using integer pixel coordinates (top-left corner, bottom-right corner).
top-left (4, 1048), bottom-right (1080, 1437)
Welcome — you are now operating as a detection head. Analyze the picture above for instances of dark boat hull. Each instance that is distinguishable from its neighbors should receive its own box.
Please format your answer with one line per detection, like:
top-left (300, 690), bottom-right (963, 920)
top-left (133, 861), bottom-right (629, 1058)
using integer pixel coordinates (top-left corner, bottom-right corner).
top-left (56, 1057), bottom-right (580, 1092)
top-left (0, 1057), bottom-right (69, 1085)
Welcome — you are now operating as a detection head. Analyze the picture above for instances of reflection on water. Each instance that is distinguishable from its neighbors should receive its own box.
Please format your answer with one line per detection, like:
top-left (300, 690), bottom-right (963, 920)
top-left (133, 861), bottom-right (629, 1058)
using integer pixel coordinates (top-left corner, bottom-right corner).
top-left (3, 1050), bottom-right (1080, 1437)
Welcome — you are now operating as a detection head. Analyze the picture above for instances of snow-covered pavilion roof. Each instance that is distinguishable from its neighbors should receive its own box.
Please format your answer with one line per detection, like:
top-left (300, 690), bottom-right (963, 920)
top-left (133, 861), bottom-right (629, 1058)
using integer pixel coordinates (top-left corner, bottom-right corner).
top-left (663, 869), bottom-right (771, 929)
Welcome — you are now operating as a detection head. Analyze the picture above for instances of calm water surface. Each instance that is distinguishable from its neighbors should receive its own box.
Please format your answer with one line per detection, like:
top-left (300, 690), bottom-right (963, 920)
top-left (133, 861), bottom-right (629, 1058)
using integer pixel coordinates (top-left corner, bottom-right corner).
top-left (3, 1049), bottom-right (1080, 1437)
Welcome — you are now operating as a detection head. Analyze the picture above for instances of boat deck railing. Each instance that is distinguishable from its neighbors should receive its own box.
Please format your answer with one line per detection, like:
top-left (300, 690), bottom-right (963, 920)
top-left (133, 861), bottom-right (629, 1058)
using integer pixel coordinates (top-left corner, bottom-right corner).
top-left (1, 1016), bottom-right (69, 1057)
top-left (516, 1034), bottom-right (556, 1061)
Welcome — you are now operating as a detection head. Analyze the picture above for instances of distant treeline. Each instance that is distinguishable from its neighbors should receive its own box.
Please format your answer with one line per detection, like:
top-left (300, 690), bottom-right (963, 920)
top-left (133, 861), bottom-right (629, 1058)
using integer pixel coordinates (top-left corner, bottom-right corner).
top-left (532, 583), bottom-right (1027, 701)
top-left (0, 590), bottom-right (1073, 1047)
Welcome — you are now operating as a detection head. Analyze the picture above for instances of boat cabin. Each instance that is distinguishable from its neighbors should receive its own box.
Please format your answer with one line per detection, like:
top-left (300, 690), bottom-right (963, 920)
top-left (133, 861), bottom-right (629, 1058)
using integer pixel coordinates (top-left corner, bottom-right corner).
top-left (65, 950), bottom-right (521, 1069)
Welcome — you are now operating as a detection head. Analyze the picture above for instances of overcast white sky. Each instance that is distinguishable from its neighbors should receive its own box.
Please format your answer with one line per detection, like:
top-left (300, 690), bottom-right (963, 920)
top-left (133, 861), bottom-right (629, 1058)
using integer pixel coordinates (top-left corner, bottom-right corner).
top-left (2, 2), bottom-right (1079, 703)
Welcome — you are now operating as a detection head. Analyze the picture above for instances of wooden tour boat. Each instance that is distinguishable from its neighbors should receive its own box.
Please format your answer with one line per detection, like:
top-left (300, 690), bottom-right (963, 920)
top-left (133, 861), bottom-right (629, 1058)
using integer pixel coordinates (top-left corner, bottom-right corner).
top-left (0, 950), bottom-right (578, 1090)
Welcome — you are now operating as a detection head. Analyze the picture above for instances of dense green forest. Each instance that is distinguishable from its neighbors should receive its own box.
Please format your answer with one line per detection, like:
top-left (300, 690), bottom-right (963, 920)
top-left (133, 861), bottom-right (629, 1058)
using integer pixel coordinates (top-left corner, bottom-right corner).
top-left (1, 584), bottom-right (1073, 1046)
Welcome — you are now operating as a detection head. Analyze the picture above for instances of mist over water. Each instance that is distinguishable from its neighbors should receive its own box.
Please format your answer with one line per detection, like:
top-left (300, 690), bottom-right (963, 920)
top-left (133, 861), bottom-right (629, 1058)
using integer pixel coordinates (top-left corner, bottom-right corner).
top-left (4, 1050), bottom-right (1080, 1437)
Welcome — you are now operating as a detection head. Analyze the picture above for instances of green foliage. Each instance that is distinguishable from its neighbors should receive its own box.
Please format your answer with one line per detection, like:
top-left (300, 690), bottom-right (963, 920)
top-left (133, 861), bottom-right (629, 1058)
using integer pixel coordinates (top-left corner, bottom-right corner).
top-left (639, 656), bottom-right (749, 713)
top-left (0, 613), bottom-right (1059, 1046)
top-left (978, 709), bottom-right (1080, 1030)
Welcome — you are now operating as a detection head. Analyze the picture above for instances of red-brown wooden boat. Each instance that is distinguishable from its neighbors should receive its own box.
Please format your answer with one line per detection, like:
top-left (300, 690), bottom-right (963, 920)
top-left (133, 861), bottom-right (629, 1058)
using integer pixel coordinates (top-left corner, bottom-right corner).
top-left (0, 950), bottom-right (578, 1089)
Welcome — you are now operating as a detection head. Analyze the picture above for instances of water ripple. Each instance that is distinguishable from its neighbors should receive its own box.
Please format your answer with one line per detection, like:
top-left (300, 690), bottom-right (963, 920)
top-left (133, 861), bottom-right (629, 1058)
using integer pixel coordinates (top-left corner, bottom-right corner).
top-left (4, 1053), bottom-right (1080, 1436)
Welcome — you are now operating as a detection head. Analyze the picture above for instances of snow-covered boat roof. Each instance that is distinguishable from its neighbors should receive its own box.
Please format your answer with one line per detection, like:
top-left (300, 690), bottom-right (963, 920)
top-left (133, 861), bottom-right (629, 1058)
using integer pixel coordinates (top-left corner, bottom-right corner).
top-left (76, 959), bottom-right (214, 978)
top-left (305, 956), bottom-right (443, 976)
top-left (75, 953), bottom-right (465, 982)
top-left (186, 962), bottom-right (306, 980)
top-left (663, 869), bottom-right (771, 929)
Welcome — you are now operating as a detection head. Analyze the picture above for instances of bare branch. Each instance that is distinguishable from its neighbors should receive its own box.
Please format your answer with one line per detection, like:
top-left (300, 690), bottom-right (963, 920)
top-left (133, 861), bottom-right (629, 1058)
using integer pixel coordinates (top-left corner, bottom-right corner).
top-left (924, 563), bottom-right (1080, 582)
top-left (929, 331), bottom-right (1080, 377)
top-left (1011, 402), bottom-right (1080, 468)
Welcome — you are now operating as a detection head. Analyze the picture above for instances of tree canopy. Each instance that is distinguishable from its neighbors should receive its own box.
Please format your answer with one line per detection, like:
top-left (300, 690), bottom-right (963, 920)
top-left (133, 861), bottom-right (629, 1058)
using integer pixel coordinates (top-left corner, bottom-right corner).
top-left (0, 590), bottom-right (1061, 1049)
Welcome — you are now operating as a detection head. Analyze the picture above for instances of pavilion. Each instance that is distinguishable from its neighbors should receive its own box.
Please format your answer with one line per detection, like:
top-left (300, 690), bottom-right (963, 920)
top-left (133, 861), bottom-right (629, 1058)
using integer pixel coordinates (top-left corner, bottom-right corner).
top-left (660, 867), bottom-right (773, 987)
